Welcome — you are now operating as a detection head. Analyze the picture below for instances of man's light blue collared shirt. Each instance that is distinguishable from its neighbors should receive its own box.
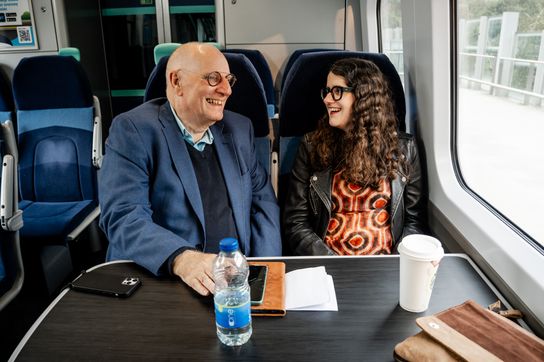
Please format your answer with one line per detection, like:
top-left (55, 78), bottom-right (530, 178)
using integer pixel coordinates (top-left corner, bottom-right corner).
top-left (170, 104), bottom-right (214, 151)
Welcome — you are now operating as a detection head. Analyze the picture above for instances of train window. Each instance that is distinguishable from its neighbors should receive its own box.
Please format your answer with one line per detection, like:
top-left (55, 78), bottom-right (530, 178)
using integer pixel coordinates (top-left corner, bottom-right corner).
top-left (379, 0), bottom-right (404, 84)
top-left (457, 0), bottom-right (544, 246)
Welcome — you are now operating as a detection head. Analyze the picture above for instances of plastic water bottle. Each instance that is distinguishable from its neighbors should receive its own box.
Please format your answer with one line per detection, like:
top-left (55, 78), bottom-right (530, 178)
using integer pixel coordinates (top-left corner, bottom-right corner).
top-left (213, 238), bottom-right (252, 346)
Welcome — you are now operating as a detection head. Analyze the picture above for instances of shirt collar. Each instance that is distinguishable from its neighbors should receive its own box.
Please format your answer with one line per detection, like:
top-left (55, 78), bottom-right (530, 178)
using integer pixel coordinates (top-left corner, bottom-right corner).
top-left (170, 103), bottom-right (214, 152)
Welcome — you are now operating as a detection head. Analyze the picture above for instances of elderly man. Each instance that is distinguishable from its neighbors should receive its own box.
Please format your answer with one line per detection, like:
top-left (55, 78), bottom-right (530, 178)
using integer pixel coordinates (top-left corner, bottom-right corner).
top-left (99, 42), bottom-right (281, 295)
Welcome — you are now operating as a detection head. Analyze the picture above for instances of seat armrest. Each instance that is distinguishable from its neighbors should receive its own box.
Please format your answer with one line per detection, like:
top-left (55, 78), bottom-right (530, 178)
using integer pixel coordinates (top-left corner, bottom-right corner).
top-left (92, 96), bottom-right (103, 169)
top-left (1, 155), bottom-right (14, 228)
top-left (270, 151), bottom-right (279, 197)
top-left (66, 206), bottom-right (100, 241)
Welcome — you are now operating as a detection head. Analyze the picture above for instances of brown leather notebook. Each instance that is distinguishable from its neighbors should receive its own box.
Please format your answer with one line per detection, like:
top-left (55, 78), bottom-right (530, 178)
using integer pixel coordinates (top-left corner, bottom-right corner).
top-left (249, 261), bottom-right (286, 317)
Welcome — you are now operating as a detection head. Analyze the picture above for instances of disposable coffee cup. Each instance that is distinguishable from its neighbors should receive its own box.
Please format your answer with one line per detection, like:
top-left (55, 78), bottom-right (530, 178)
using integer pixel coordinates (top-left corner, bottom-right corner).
top-left (398, 234), bottom-right (444, 313)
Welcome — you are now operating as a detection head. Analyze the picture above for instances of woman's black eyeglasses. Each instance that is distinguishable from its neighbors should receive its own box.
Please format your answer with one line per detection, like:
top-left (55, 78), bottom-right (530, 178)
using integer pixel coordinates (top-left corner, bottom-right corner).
top-left (320, 86), bottom-right (353, 101)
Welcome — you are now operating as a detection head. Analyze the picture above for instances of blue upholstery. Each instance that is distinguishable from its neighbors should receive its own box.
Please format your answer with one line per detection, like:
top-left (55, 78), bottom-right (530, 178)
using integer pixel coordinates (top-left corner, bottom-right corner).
top-left (222, 53), bottom-right (269, 138)
top-left (143, 53), bottom-right (272, 172)
top-left (13, 57), bottom-right (93, 110)
top-left (224, 49), bottom-right (276, 116)
top-left (143, 55), bottom-right (169, 103)
top-left (223, 52), bottom-right (271, 173)
top-left (18, 200), bottom-right (96, 237)
top-left (12, 55), bottom-right (98, 239)
top-left (280, 48), bottom-right (336, 91)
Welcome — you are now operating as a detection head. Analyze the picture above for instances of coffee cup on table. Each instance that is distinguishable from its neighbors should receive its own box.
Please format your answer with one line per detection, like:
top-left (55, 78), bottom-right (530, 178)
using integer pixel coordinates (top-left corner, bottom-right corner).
top-left (398, 234), bottom-right (444, 313)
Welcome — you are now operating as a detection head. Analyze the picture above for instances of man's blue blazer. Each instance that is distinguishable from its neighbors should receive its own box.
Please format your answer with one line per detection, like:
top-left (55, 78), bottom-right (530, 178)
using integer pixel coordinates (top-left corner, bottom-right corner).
top-left (99, 99), bottom-right (281, 275)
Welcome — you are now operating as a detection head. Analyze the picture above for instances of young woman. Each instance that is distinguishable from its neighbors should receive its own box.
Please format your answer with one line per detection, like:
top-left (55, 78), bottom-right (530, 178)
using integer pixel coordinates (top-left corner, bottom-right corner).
top-left (283, 58), bottom-right (427, 256)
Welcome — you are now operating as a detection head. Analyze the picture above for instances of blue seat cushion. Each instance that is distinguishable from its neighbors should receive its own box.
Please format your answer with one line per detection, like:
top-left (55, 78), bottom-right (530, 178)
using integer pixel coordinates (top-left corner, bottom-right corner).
top-left (19, 199), bottom-right (97, 239)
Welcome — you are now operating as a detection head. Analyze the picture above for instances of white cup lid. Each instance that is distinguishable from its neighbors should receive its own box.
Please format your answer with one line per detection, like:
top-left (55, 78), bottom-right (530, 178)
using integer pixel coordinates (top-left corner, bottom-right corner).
top-left (398, 234), bottom-right (444, 261)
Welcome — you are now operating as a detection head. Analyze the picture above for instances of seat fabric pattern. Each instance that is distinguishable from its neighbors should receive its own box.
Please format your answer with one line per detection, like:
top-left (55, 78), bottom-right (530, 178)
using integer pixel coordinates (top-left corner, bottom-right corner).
top-left (17, 109), bottom-right (95, 202)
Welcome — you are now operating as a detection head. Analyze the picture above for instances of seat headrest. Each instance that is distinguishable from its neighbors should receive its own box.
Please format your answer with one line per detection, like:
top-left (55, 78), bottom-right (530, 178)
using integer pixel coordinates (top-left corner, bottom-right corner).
top-left (279, 51), bottom-right (406, 137)
top-left (223, 52), bottom-right (269, 137)
top-left (144, 55), bottom-right (169, 102)
top-left (224, 49), bottom-right (275, 108)
top-left (13, 56), bottom-right (93, 110)
top-left (281, 48), bottom-right (336, 90)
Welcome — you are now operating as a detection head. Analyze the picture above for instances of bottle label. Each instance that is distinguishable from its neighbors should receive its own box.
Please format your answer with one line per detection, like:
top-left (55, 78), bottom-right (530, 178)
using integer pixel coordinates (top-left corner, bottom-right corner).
top-left (215, 300), bottom-right (251, 329)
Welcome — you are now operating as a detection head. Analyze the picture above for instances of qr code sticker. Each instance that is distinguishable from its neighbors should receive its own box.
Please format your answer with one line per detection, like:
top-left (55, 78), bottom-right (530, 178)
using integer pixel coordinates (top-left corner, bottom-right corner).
top-left (17, 26), bottom-right (32, 44)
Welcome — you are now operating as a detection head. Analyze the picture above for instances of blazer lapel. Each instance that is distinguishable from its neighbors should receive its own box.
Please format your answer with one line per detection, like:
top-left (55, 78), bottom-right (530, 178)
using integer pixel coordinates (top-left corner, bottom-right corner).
top-left (158, 103), bottom-right (205, 228)
top-left (211, 122), bottom-right (246, 244)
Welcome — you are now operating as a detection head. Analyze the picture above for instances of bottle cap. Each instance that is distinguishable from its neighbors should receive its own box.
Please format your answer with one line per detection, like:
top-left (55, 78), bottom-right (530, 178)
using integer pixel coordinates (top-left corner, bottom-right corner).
top-left (219, 238), bottom-right (239, 252)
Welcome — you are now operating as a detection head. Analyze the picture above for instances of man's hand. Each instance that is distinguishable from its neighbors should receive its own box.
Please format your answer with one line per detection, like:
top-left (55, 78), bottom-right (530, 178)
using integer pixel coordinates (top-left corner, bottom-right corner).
top-left (172, 250), bottom-right (216, 296)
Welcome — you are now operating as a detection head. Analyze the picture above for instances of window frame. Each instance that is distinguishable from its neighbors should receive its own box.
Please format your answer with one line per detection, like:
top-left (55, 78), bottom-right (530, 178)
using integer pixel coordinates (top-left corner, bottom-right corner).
top-left (398, 0), bottom-right (544, 336)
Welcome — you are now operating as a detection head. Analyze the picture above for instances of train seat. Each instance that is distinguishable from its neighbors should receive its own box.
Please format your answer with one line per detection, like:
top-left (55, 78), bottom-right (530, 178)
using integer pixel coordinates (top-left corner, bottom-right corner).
top-left (12, 55), bottom-right (101, 240)
top-left (12, 55), bottom-right (103, 294)
top-left (223, 49), bottom-right (276, 117)
top-left (278, 50), bottom-right (406, 207)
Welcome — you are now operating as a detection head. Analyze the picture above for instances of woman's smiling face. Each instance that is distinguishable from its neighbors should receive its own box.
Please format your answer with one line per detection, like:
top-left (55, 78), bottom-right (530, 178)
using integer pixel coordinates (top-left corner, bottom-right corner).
top-left (323, 72), bottom-right (355, 132)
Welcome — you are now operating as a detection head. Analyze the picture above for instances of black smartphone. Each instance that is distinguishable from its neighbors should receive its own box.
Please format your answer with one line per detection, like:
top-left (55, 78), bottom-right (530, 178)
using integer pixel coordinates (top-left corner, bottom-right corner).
top-left (69, 272), bottom-right (141, 298)
top-left (249, 265), bottom-right (268, 305)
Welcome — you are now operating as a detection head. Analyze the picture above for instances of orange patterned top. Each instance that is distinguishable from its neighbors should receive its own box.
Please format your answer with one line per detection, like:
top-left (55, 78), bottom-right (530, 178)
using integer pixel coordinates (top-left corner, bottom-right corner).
top-left (325, 172), bottom-right (393, 255)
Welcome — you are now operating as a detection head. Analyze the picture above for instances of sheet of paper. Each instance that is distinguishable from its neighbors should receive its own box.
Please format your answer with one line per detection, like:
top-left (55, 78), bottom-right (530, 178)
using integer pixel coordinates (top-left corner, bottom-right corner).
top-left (290, 275), bottom-right (338, 311)
top-left (285, 266), bottom-right (338, 311)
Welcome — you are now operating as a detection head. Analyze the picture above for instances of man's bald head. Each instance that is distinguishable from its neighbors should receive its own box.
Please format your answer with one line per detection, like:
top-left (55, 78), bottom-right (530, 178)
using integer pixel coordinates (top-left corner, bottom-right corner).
top-left (166, 42), bottom-right (224, 75)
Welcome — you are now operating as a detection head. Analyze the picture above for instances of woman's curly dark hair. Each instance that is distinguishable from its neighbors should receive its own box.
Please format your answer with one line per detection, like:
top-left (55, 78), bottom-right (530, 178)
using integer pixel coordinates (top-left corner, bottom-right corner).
top-left (310, 58), bottom-right (401, 187)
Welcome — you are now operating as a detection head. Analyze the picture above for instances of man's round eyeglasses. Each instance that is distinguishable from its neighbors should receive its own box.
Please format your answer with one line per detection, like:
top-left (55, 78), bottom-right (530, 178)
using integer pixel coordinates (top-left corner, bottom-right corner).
top-left (203, 71), bottom-right (237, 87)
top-left (321, 86), bottom-right (353, 101)
top-left (179, 69), bottom-right (237, 87)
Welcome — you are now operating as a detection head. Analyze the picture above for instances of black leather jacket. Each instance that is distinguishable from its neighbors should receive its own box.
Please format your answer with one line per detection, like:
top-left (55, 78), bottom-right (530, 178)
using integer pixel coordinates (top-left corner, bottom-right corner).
top-left (283, 132), bottom-right (427, 255)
